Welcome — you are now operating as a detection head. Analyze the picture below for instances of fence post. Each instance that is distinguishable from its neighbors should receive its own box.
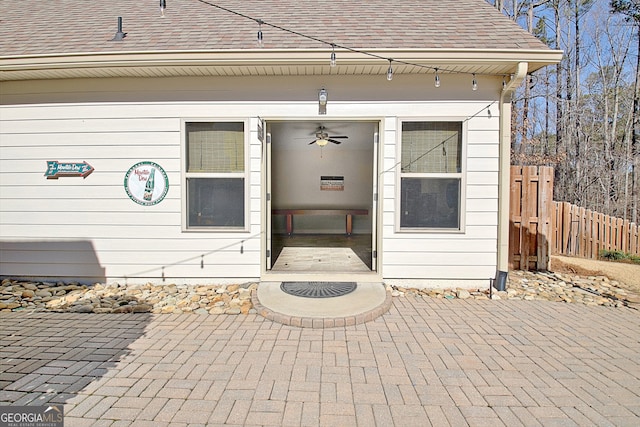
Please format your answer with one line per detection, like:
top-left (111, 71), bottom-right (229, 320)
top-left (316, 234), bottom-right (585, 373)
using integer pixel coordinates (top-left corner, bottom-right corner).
top-left (538, 167), bottom-right (553, 270)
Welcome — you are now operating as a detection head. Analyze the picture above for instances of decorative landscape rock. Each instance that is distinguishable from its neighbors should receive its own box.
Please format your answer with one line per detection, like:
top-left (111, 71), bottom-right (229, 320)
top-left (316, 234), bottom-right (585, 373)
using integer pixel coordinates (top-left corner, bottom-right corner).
top-left (389, 269), bottom-right (637, 308)
top-left (0, 269), bottom-right (637, 314)
top-left (0, 279), bottom-right (258, 314)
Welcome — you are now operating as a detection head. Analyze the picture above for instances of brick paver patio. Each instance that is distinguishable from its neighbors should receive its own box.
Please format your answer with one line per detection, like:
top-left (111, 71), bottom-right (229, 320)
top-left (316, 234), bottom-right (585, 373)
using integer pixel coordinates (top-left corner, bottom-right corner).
top-left (1, 298), bottom-right (639, 426)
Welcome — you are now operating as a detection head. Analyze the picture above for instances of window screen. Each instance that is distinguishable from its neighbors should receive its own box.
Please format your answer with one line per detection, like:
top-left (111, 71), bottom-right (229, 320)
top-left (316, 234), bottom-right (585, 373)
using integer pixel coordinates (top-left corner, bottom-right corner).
top-left (186, 122), bottom-right (244, 173)
top-left (401, 122), bottom-right (461, 174)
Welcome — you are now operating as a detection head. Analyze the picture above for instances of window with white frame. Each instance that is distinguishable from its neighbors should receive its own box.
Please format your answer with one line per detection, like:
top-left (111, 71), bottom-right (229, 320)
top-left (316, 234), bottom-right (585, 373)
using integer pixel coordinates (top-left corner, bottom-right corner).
top-left (399, 121), bottom-right (463, 230)
top-left (184, 121), bottom-right (246, 229)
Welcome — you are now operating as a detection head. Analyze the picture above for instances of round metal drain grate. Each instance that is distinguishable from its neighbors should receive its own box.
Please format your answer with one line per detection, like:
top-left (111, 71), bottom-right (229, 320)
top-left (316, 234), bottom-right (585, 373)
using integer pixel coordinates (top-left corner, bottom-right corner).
top-left (280, 282), bottom-right (357, 299)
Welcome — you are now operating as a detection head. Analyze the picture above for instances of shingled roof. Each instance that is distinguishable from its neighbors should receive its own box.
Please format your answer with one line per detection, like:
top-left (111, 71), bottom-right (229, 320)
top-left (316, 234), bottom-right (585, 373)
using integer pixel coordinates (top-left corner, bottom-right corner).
top-left (0, 0), bottom-right (562, 81)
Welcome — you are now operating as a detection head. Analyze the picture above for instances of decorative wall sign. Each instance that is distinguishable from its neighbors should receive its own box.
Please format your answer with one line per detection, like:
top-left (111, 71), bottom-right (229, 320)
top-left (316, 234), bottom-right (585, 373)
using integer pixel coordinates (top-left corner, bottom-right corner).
top-left (320, 175), bottom-right (344, 191)
top-left (45, 161), bottom-right (94, 179)
top-left (124, 161), bottom-right (169, 206)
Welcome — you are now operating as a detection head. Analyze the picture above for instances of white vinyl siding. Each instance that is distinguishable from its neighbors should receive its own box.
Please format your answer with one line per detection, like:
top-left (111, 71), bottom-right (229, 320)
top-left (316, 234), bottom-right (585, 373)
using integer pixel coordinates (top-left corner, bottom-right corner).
top-left (0, 74), bottom-right (502, 286)
top-left (382, 108), bottom-right (500, 286)
top-left (0, 103), bottom-right (261, 283)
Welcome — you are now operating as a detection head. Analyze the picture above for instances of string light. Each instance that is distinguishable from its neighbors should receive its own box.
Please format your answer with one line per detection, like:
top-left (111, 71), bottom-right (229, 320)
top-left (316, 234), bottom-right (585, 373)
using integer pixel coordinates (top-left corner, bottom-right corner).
top-left (330, 44), bottom-right (336, 67)
top-left (257, 19), bottom-right (264, 47)
top-left (502, 75), bottom-right (507, 89)
top-left (123, 231), bottom-right (262, 281)
top-left (172, 1), bottom-right (496, 88)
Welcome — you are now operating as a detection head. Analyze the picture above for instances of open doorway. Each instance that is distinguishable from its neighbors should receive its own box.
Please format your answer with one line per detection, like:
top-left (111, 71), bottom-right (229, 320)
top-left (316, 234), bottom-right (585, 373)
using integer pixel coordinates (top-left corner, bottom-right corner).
top-left (266, 120), bottom-right (379, 273)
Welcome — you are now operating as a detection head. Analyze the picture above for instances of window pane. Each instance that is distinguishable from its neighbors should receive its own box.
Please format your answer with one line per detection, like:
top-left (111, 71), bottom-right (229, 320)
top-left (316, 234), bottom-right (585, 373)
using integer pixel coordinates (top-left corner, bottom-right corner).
top-left (400, 178), bottom-right (460, 228)
top-left (186, 122), bottom-right (244, 173)
top-left (187, 178), bottom-right (244, 227)
top-left (401, 122), bottom-right (461, 173)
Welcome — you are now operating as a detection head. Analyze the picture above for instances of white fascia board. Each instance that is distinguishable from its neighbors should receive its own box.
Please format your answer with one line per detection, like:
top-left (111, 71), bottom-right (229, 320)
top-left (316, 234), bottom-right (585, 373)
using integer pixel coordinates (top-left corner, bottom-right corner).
top-left (0, 48), bottom-right (563, 76)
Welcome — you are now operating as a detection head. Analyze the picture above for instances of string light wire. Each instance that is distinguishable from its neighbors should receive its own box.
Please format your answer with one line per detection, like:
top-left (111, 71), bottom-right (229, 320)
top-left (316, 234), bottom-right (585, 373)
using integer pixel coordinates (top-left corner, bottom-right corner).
top-left (379, 101), bottom-right (496, 176)
top-left (191, 0), bottom-right (501, 82)
top-left (122, 101), bottom-right (495, 282)
top-left (122, 231), bottom-right (261, 282)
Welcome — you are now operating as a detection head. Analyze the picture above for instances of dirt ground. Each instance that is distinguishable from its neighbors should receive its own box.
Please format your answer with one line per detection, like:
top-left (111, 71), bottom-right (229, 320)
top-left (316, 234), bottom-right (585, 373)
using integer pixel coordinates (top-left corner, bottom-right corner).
top-left (551, 255), bottom-right (640, 291)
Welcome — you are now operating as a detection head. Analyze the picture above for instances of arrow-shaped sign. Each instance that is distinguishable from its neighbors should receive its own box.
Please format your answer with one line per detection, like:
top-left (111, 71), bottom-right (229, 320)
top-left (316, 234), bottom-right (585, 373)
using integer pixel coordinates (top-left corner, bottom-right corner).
top-left (45, 161), bottom-right (95, 179)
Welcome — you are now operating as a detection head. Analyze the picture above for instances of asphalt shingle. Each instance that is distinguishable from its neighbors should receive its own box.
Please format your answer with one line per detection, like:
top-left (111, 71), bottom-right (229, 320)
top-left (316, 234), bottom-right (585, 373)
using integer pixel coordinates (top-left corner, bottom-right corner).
top-left (0, 0), bottom-right (551, 57)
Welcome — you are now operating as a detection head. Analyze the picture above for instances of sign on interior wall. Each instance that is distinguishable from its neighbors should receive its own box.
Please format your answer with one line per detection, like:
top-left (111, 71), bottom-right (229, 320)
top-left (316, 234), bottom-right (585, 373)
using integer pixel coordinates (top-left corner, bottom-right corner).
top-left (320, 175), bottom-right (344, 191)
top-left (124, 161), bottom-right (169, 206)
top-left (45, 161), bottom-right (94, 179)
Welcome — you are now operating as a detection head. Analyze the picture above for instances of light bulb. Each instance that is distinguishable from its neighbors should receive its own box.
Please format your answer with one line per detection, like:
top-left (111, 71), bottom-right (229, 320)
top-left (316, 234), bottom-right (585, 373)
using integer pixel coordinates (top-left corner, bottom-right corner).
top-left (472, 74), bottom-right (478, 91)
top-left (387, 60), bottom-right (393, 81)
top-left (330, 45), bottom-right (336, 67)
top-left (434, 68), bottom-right (440, 88)
top-left (257, 20), bottom-right (263, 47)
top-left (318, 88), bottom-right (328, 105)
top-left (160, 0), bottom-right (166, 17)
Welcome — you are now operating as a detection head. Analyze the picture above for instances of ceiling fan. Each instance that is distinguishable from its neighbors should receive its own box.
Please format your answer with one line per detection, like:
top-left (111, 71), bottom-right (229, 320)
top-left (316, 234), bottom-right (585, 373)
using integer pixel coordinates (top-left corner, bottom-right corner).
top-left (308, 126), bottom-right (349, 146)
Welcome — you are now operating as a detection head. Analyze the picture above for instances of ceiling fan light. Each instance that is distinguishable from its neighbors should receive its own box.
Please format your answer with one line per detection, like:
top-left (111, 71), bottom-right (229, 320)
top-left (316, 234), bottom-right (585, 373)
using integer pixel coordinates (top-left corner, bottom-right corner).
top-left (317, 138), bottom-right (329, 147)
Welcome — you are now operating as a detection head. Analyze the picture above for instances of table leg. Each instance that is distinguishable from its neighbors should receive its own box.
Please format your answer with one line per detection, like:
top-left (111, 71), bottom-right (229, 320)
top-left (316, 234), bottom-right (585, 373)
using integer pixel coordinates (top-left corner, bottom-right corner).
top-left (286, 214), bottom-right (293, 236)
top-left (346, 214), bottom-right (353, 236)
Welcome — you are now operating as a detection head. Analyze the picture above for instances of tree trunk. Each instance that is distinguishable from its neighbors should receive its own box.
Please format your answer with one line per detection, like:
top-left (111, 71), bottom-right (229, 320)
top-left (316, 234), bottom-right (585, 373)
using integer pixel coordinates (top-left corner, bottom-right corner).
top-left (574, 1), bottom-right (582, 204)
top-left (633, 29), bottom-right (639, 223)
top-left (554, 1), bottom-right (564, 200)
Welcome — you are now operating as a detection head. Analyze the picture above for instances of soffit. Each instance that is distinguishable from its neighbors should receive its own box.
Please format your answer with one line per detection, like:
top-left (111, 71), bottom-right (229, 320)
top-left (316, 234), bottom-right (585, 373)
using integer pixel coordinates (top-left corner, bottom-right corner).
top-left (0, 50), bottom-right (563, 82)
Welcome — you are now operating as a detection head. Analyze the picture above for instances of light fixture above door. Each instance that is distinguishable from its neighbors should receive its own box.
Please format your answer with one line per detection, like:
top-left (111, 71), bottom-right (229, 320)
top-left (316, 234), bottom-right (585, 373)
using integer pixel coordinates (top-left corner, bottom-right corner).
top-left (318, 88), bottom-right (328, 115)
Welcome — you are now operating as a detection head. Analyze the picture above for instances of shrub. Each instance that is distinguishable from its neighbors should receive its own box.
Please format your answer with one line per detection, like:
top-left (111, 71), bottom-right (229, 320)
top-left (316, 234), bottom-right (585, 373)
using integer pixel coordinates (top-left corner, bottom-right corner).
top-left (599, 250), bottom-right (640, 264)
top-left (599, 250), bottom-right (626, 260)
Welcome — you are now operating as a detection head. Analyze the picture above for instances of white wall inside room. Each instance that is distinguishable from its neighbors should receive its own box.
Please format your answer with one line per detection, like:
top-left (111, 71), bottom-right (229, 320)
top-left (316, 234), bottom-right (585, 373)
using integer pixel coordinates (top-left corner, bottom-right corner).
top-left (269, 121), bottom-right (377, 234)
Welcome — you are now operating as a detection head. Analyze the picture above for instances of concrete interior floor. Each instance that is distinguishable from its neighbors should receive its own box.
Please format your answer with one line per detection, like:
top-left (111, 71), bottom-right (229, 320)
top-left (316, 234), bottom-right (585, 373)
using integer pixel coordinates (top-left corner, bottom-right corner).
top-left (270, 233), bottom-right (373, 272)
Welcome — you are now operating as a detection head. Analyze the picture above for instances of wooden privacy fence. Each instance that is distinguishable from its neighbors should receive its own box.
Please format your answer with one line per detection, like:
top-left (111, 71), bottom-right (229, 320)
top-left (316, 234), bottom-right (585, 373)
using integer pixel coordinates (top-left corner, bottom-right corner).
top-left (509, 166), bottom-right (554, 271)
top-left (509, 165), bottom-right (640, 271)
top-left (552, 202), bottom-right (639, 259)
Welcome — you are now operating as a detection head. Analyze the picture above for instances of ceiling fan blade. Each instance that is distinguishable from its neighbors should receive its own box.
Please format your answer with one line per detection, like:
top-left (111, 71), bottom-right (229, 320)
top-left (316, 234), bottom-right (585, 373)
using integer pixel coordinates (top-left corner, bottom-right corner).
top-left (329, 135), bottom-right (349, 139)
top-left (328, 139), bottom-right (343, 144)
top-left (308, 140), bottom-right (317, 145)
